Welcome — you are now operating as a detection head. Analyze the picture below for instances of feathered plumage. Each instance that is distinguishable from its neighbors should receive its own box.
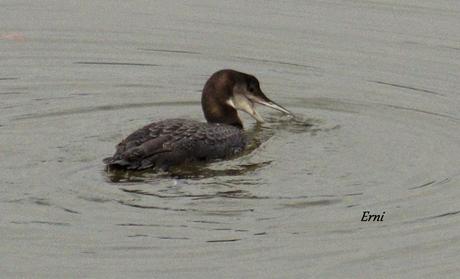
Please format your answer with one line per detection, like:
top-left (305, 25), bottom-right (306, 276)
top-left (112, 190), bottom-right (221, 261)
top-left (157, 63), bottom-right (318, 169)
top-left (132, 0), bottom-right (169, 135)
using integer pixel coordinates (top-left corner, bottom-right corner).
top-left (103, 119), bottom-right (246, 170)
top-left (103, 69), bottom-right (292, 170)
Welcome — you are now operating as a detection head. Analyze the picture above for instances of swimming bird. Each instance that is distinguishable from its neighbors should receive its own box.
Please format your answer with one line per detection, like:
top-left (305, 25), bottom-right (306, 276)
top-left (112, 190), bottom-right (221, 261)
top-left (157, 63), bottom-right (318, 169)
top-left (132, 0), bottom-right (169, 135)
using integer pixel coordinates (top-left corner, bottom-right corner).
top-left (103, 69), bottom-right (292, 170)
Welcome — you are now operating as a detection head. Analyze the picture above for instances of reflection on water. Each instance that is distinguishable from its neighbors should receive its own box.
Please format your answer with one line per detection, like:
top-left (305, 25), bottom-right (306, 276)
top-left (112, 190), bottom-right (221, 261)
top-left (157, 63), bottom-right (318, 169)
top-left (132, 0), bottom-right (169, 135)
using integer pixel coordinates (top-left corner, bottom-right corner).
top-left (105, 160), bottom-right (273, 183)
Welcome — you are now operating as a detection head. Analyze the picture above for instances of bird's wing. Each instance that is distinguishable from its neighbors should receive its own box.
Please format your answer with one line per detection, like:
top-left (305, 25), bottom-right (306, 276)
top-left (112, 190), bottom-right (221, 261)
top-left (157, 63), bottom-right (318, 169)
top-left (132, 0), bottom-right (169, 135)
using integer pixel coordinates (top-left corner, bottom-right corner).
top-left (104, 119), bottom-right (198, 165)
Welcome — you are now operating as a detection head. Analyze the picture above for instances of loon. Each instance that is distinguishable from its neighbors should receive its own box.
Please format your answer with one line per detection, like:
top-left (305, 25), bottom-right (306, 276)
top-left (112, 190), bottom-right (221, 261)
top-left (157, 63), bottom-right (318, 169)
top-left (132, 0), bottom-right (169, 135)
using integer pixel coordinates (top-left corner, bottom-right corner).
top-left (103, 69), bottom-right (292, 170)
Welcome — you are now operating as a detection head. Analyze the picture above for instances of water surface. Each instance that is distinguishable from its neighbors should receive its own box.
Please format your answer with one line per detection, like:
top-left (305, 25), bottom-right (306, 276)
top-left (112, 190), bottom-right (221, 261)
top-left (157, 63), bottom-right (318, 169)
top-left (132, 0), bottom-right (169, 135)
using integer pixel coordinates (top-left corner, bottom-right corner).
top-left (1, 0), bottom-right (460, 278)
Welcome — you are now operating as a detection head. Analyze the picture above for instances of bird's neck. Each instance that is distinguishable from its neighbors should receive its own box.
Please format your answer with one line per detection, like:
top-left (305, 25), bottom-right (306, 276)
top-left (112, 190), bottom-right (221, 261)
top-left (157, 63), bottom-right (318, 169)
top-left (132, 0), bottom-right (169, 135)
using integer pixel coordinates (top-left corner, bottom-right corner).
top-left (202, 96), bottom-right (243, 128)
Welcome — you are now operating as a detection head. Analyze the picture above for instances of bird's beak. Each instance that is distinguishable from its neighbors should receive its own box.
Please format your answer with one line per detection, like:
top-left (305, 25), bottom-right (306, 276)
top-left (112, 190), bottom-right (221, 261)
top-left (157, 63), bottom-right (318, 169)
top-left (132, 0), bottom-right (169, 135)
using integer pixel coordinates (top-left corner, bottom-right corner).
top-left (247, 104), bottom-right (265, 122)
top-left (227, 92), bottom-right (292, 123)
top-left (253, 98), bottom-right (293, 116)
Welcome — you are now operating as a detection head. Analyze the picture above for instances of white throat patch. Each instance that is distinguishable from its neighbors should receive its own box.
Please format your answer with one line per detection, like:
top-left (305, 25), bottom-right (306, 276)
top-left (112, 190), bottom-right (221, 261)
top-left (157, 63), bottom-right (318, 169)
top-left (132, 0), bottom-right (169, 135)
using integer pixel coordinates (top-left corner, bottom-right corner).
top-left (227, 93), bottom-right (264, 122)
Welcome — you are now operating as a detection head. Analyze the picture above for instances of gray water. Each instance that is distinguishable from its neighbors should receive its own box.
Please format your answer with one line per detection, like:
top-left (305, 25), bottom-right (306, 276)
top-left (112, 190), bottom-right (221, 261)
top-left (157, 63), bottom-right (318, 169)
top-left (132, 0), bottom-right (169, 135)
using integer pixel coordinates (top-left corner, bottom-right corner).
top-left (1, 1), bottom-right (460, 278)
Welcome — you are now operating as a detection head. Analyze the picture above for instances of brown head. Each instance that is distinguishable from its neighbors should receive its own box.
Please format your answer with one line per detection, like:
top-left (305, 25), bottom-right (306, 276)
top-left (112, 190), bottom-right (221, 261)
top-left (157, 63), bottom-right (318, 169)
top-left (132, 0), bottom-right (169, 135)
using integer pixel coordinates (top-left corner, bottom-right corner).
top-left (201, 69), bottom-right (292, 128)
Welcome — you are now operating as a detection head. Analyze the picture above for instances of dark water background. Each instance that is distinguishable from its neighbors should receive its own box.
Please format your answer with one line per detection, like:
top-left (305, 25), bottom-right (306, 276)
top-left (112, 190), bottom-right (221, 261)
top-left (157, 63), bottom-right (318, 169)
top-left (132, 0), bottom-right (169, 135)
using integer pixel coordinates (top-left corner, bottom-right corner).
top-left (1, 1), bottom-right (460, 278)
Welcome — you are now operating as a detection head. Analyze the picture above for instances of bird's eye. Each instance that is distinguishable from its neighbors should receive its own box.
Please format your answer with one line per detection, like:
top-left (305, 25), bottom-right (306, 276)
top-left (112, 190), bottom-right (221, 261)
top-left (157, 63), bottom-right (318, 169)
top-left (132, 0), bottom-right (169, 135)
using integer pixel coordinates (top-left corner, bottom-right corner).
top-left (248, 85), bottom-right (254, 92)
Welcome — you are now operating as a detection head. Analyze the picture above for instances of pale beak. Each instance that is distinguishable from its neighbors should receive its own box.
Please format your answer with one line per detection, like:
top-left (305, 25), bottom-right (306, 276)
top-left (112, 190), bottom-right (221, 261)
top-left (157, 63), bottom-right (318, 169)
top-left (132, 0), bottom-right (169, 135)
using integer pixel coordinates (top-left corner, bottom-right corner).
top-left (248, 105), bottom-right (265, 122)
top-left (227, 92), bottom-right (293, 123)
top-left (254, 99), bottom-right (293, 116)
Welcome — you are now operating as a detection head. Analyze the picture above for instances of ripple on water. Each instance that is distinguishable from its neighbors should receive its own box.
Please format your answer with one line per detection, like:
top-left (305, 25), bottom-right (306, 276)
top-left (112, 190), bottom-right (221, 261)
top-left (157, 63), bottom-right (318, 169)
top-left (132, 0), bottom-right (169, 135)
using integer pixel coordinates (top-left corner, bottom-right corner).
top-left (89, 96), bottom-right (460, 233)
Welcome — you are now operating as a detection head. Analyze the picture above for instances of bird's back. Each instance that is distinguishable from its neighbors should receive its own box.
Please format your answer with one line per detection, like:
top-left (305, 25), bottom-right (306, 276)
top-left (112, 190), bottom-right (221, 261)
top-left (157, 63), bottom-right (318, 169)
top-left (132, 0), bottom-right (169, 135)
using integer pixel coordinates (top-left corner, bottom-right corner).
top-left (103, 119), bottom-right (246, 170)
